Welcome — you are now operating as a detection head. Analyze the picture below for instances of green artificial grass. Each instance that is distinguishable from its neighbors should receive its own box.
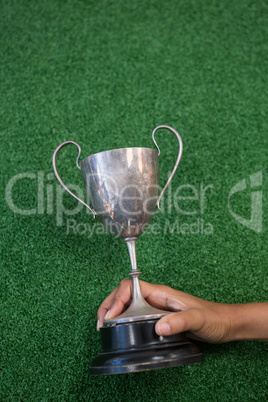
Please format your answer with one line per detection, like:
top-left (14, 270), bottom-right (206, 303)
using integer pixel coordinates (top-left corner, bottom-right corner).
top-left (1, 0), bottom-right (267, 400)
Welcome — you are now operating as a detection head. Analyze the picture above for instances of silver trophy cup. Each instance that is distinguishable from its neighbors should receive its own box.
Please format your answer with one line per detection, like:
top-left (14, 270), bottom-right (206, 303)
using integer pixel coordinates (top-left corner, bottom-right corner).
top-left (52, 125), bottom-right (203, 374)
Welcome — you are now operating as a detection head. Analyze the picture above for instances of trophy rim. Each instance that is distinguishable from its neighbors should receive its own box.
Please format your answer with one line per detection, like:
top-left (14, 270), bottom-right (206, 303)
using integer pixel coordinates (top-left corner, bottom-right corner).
top-left (81, 147), bottom-right (158, 162)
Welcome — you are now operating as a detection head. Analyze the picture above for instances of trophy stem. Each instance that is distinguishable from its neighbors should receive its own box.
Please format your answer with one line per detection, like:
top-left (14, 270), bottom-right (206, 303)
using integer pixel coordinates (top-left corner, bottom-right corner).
top-left (125, 238), bottom-right (143, 302)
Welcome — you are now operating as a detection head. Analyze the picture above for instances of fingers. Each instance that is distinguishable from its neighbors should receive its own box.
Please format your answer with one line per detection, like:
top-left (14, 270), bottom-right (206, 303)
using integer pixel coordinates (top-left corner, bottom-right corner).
top-left (97, 279), bottom-right (133, 329)
top-left (98, 279), bottom-right (156, 326)
top-left (100, 280), bottom-right (175, 323)
top-left (155, 309), bottom-right (205, 337)
top-left (97, 279), bottom-right (197, 330)
top-left (103, 279), bottom-right (133, 321)
top-left (144, 285), bottom-right (190, 312)
top-left (97, 287), bottom-right (118, 329)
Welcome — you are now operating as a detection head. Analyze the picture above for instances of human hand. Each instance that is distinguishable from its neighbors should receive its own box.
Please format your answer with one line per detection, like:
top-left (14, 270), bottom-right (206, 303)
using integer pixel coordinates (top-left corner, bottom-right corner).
top-left (97, 279), bottom-right (235, 343)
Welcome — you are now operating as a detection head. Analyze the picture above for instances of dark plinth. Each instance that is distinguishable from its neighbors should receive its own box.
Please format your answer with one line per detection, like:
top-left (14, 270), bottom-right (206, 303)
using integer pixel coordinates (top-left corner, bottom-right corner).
top-left (90, 319), bottom-right (204, 375)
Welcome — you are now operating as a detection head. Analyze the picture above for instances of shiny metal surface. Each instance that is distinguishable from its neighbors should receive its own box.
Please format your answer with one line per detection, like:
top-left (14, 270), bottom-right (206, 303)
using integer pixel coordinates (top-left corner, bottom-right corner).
top-left (52, 141), bottom-right (97, 217)
top-left (152, 125), bottom-right (183, 209)
top-left (81, 147), bottom-right (159, 239)
top-left (52, 126), bottom-right (183, 325)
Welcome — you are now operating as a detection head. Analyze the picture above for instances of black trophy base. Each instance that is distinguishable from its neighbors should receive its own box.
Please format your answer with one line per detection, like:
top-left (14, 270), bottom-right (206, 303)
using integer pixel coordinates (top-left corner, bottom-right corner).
top-left (90, 319), bottom-right (204, 375)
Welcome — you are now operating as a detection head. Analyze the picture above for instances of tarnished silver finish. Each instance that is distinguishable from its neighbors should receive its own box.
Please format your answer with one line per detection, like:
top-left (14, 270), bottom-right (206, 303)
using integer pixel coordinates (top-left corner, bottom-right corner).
top-left (52, 126), bottom-right (183, 325)
top-left (152, 125), bottom-right (183, 209)
top-left (52, 141), bottom-right (97, 217)
top-left (80, 147), bottom-right (159, 239)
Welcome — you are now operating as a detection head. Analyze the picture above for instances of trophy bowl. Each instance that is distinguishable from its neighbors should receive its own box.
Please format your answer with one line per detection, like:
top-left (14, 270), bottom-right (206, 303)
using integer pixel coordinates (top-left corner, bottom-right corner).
top-left (52, 125), bottom-right (204, 374)
top-left (80, 146), bottom-right (159, 240)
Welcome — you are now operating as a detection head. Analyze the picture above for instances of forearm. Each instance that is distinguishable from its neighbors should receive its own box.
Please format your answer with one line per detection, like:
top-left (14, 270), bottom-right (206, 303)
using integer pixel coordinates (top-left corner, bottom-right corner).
top-left (228, 303), bottom-right (268, 342)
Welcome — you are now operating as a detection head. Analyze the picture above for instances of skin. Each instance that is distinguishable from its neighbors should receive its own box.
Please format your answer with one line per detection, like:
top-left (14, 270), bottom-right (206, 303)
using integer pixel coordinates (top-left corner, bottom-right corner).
top-left (97, 279), bottom-right (268, 343)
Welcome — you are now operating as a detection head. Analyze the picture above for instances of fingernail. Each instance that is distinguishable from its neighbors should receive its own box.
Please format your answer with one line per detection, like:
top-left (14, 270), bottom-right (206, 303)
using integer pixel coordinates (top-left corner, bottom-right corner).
top-left (104, 310), bottom-right (111, 320)
top-left (157, 323), bottom-right (170, 336)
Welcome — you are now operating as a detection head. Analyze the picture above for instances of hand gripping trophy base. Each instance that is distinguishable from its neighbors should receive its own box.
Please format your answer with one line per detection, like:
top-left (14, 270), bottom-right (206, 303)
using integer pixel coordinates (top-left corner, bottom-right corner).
top-left (91, 238), bottom-right (204, 375)
top-left (104, 238), bottom-right (169, 326)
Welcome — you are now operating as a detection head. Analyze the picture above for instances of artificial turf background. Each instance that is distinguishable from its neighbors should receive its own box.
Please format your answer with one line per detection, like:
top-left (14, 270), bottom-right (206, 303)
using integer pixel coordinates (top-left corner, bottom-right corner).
top-left (1, 0), bottom-right (267, 400)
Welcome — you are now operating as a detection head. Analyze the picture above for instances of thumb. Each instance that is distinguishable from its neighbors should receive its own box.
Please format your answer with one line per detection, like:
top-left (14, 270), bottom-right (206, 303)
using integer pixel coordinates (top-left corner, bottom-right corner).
top-left (155, 309), bottom-right (205, 336)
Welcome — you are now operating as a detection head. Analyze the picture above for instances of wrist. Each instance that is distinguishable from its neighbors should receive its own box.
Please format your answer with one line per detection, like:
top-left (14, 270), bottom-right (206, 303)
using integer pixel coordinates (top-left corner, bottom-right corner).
top-left (227, 303), bottom-right (268, 341)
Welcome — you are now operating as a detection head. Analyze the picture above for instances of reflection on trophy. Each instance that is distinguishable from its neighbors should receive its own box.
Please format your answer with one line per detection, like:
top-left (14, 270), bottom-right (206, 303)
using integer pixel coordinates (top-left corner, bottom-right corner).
top-left (52, 125), bottom-right (203, 375)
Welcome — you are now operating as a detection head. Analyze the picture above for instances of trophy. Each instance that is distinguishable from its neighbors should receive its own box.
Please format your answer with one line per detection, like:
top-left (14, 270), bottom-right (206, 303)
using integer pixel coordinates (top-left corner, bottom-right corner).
top-left (52, 125), bottom-right (203, 375)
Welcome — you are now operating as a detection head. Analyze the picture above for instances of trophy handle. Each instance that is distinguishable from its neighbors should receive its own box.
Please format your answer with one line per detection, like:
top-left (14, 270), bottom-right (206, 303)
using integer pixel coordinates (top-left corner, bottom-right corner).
top-left (52, 141), bottom-right (96, 218)
top-left (152, 125), bottom-right (183, 209)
